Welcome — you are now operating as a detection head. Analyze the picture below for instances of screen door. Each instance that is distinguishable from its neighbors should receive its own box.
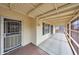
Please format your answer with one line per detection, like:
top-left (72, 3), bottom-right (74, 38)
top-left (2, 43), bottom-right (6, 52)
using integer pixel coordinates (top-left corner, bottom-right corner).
top-left (4, 18), bottom-right (21, 52)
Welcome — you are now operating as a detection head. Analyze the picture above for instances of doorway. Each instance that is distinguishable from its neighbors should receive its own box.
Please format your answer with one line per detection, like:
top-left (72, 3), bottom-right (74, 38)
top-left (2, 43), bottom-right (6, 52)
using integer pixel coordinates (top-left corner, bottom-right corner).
top-left (0, 17), bottom-right (22, 54)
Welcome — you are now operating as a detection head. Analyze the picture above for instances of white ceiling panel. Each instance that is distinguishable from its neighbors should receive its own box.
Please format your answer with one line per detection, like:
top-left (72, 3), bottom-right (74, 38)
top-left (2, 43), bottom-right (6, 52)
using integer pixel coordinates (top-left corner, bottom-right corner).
top-left (10, 3), bottom-right (36, 15)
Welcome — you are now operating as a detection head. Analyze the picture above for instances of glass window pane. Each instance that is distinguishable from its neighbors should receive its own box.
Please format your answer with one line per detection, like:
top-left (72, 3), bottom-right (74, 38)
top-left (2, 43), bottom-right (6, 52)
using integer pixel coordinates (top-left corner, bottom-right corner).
top-left (42, 23), bottom-right (50, 35)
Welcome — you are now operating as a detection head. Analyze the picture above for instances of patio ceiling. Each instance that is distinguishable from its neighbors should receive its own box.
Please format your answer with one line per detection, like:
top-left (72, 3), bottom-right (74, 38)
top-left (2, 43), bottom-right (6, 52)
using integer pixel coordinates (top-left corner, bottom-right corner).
top-left (0, 3), bottom-right (79, 23)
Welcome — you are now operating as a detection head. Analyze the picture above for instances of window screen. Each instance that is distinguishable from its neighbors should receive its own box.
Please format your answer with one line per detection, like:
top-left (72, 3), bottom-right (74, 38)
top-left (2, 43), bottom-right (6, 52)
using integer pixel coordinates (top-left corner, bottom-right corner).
top-left (71, 17), bottom-right (79, 54)
top-left (71, 18), bottom-right (79, 31)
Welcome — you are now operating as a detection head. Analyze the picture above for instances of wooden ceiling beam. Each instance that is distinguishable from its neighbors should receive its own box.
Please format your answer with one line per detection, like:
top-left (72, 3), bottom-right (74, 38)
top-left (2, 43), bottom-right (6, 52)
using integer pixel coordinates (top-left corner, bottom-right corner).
top-left (28, 3), bottom-right (67, 18)
top-left (38, 4), bottom-right (79, 19)
top-left (44, 18), bottom-right (69, 25)
top-left (54, 3), bottom-right (58, 14)
top-left (67, 9), bottom-right (79, 24)
top-left (43, 16), bottom-right (72, 22)
top-left (36, 3), bottom-right (68, 18)
top-left (39, 8), bottom-right (79, 20)
top-left (43, 15), bottom-right (74, 21)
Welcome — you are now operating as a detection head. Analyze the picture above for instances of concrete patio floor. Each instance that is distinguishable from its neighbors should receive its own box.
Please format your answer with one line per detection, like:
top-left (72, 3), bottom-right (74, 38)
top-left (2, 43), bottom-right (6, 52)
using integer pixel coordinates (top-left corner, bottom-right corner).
top-left (39, 33), bottom-right (73, 55)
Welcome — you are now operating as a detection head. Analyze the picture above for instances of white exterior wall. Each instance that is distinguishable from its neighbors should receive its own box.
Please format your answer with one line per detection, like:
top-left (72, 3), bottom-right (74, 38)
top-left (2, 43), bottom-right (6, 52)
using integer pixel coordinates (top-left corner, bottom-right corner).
top-left (36, 20), bottom-right (51, 46)
top-left (0, 6), bottom-right (33, 47)
top-left (53, 26), bottom-right (56, 34)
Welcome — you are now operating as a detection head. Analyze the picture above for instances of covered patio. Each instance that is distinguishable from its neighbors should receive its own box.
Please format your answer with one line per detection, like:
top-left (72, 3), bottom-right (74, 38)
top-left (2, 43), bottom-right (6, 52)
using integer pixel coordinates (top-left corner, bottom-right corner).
top-left (0, 3), bottom-right (79, 55)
